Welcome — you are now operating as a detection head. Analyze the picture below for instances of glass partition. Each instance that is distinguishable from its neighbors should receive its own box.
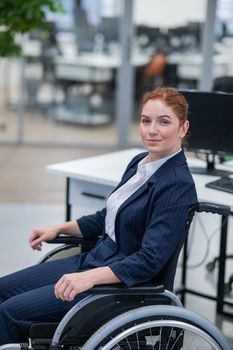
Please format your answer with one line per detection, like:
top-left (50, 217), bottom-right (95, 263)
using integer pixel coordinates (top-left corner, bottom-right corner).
top-left (0, 0), bottom-right (123, 147)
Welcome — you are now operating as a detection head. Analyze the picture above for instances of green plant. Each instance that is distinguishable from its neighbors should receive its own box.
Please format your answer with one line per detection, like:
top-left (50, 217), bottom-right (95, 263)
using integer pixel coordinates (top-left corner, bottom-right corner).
top-left (0, 0), bottom-right (63, 57)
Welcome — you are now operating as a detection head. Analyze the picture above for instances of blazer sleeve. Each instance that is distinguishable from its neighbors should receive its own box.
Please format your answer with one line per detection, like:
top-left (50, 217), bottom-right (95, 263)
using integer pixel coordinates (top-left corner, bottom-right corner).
top-left (108, 178), bottom-right (196, 287)
top-left (77, 208), bottom-right (106, 239)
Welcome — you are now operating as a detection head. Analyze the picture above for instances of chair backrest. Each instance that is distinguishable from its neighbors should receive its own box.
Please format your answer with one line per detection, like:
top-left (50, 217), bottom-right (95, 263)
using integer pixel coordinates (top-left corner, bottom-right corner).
top-left (155, 203), bottom-right (198, 291)
top-left (212, 76), bottom-right (233, 93)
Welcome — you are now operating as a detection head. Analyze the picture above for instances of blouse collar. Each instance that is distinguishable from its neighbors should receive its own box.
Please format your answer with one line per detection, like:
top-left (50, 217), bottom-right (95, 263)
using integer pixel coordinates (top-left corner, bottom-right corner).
top-left (137, 149), bottom-right (182, 178)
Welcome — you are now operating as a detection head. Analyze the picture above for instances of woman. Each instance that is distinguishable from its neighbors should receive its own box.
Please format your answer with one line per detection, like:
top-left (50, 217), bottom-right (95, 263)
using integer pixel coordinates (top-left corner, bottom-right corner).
top-left (0, 87), bottom-right (197, 345)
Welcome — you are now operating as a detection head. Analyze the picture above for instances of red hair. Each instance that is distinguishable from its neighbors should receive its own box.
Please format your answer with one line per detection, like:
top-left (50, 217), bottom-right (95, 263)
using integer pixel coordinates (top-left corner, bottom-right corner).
top-left (140, 87), bottom-right (189, 126)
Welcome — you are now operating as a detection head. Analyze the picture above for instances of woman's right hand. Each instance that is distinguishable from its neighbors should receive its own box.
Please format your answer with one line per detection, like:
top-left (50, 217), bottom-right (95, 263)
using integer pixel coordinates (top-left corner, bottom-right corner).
top-left (29, 221), bottom-right (82, 251)
top-left (29, 225), bottom-right (59, 251)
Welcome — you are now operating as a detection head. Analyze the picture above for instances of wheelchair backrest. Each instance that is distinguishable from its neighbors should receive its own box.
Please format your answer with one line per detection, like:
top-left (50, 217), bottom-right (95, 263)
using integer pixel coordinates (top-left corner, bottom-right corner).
top-left (154, 203), bottom-right (197, 291)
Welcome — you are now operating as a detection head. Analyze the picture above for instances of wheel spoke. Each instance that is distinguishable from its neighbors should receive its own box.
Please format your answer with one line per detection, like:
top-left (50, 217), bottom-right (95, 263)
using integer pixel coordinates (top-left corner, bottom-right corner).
top-left (149, 326), bottom-right (156, 350)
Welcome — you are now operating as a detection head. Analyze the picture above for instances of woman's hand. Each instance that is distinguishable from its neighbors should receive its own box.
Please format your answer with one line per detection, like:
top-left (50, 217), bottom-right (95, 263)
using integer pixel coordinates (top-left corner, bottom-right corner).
top-left (54, 272), bottom-right (94, 301)
top-left (29, 225), bottom-right (59, 251)
top-left (29, 221), bottom-right (82, 251)
top-left (54, 267), bottom-right (121, 301)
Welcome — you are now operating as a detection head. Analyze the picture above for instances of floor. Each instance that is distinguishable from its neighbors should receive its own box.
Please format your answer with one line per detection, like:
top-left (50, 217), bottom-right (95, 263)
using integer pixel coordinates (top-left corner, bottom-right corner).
top-left (0, 98), bottom-right (233, 346)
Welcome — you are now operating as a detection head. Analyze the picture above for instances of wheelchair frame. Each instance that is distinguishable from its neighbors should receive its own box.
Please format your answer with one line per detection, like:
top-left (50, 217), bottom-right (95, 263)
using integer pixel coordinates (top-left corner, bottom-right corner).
top-left (0, 202), bottom-right (232, 350)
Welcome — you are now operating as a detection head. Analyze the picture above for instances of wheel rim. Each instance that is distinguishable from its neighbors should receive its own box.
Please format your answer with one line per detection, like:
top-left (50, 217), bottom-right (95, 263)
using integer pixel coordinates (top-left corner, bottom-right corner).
top-left (100, 319), bottom-right (223, 350)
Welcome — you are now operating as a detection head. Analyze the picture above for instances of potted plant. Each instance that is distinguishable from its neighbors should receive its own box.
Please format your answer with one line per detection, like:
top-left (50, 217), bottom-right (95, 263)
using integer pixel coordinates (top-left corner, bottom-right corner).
top-left (0, 0), bottom-right (63, 57)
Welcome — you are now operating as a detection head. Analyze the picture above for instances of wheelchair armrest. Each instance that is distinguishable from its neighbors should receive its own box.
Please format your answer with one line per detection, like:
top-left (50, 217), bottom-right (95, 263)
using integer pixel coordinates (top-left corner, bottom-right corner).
top-left (45, 235), bottom-right (100, 253)
top-left (45, 235), bottom-right (100, 245)
top-left (197, 201), bottom-right (231, 216)
top-left (45, 235), bottom-right (99, 246)
top-left (88, 282), bottom-right (165, 295)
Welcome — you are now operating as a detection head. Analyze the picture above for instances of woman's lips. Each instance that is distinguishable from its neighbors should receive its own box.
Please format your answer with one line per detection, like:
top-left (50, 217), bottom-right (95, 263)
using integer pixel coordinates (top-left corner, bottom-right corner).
top-left (146, 139), bottom-right (162, 143)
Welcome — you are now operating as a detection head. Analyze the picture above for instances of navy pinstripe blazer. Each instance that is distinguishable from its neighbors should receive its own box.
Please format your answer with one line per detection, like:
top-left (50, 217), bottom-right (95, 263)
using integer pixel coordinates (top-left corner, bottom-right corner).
top-left (77, 150), bottom-right (197, 288)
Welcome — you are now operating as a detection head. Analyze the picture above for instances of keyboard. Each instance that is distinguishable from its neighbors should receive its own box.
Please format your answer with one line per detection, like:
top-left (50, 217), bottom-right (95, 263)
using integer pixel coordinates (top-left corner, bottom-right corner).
top-left (206, 177), bottom-right (233, 194)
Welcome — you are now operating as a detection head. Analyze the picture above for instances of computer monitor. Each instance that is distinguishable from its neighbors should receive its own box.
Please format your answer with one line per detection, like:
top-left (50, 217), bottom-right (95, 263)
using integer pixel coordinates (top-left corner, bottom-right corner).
top-left (181, 90), bottom-right (233, 176)
top-left (100, 17), bottom-right (119, 45)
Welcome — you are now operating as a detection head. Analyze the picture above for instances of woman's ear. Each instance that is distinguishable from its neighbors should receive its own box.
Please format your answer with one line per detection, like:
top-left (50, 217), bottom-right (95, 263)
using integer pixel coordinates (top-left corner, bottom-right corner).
top-left (180, 120), bottom-right (189, 139)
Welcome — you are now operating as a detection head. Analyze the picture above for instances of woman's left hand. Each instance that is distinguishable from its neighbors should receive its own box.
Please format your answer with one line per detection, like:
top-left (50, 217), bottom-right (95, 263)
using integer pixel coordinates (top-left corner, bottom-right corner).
top-left (54, 266), bottom-right (120, 301)
top-left (54, 272), bottom-right (94, 301)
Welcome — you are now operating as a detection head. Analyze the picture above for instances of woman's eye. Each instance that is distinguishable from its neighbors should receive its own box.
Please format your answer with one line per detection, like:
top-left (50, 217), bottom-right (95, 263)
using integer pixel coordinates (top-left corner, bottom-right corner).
top-left (160, 119), bottom-right (170, 125)
top-left (142, 119), bottom-right (150, 124)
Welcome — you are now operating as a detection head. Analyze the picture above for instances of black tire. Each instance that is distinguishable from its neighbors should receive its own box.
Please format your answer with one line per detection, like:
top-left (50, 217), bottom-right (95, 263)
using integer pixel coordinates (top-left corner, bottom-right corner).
top-left (82, 305), bottom-right (232, 350)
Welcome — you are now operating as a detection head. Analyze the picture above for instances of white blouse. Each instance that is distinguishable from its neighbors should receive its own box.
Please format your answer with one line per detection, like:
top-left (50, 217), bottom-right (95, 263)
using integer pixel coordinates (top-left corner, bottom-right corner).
top-left (105, 149), bottom-right (181, 242)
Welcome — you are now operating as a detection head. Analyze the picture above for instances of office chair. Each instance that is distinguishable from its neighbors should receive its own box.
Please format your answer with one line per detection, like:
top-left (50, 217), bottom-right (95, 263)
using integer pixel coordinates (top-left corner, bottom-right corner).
top-left (1, 202), bottom-right (231, 350)
top-left (212, 76), bottom-right (233, 93)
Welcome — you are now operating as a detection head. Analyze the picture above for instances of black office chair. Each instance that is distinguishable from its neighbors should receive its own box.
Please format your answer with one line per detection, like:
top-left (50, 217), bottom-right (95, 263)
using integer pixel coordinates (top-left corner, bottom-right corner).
top-left (2, 202), bottom-right (231, 350)
top-left (212, 76), bottom-right (233, 93)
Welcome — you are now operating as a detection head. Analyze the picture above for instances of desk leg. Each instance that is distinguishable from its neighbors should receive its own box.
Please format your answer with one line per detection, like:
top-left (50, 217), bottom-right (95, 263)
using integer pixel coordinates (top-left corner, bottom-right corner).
top-left (66, 177), bottom-right (71, 221)
top-left (217, 214), bottom-right (228, 314)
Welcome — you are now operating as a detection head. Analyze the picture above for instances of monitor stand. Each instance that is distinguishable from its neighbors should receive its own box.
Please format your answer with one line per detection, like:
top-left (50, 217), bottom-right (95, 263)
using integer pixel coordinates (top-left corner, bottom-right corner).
top-left (189, 153), bottom-right (232, 177)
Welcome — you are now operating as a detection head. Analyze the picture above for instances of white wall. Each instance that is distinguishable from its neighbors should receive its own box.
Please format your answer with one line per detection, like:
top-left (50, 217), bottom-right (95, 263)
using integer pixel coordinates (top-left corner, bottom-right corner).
top-left (133, 0), bottom-right (207, 28)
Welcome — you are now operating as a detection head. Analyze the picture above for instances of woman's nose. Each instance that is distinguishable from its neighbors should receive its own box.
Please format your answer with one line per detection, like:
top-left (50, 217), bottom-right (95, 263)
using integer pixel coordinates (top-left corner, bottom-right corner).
top-left (149, 123), bottom-right (158, 135)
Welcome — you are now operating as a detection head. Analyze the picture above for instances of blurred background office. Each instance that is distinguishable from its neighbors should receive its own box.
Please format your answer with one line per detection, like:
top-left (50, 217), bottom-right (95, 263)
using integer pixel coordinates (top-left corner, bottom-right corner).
top-left (0, 0), bottom-right (233, 149)
top-left (0, 0), bottom-right (233, 344)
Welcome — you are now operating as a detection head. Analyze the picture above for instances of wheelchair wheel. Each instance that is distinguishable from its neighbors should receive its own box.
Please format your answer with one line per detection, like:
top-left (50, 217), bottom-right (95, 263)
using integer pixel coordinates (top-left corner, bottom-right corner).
top-left (82, 305), bottom-right (231, 350)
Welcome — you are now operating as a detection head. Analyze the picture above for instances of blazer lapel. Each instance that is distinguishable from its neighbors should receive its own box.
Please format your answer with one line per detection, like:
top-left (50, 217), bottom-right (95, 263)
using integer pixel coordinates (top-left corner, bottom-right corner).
top-left (116, 151), bottom-right (148, 189)
top-left (115, 150), bottom-right (186, 218)
top-left (116, 174), bottom-right (156, 216)
top-left (154, 149), bottom-right (187, 178)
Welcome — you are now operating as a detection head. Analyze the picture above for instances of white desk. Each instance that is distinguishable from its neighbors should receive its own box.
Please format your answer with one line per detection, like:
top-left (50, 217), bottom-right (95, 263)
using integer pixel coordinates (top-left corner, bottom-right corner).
top-left (55, 52), bottom-right (230, 83)
top-left (47, 148), bottom-right (143, 214)
top-left (53, 52), bottom-right (151, 126)
top-left (47, 148), bottom-right (233, 316)
top-left (47, 148), bottom-right (233, 215)
top-left (54, 52), bottom-right (151, 82)
top-left (168, 52), bottom-right (229, 80)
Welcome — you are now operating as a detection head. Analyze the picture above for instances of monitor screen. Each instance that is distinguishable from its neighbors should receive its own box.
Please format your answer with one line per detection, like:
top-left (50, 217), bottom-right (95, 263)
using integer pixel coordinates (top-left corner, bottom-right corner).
top-left (100, 17), bottom-right (119, 44)
top-left (180, 90), bottom-right (233, 176)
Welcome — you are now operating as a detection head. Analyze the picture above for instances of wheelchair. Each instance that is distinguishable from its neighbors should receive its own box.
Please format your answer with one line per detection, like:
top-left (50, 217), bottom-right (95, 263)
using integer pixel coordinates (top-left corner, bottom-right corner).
top-left (1, 202), bottom-right (232, 350)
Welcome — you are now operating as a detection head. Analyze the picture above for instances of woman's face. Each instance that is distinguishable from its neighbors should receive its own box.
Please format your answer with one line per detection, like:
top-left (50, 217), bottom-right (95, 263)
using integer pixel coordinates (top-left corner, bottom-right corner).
top-left (140, 99), bottom-right (189, 161)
